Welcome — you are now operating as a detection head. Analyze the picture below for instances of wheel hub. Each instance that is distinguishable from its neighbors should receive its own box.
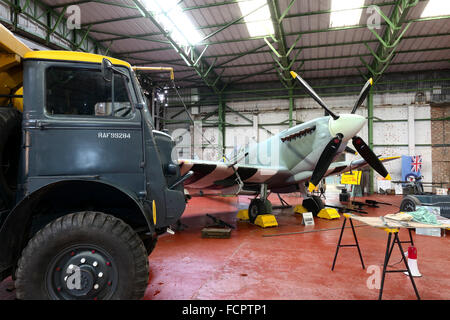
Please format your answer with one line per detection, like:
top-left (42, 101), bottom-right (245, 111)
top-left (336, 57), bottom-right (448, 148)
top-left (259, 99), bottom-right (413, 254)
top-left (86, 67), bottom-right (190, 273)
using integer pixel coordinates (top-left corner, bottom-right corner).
top-left (47, 246), bottom-right (117, 300)
top-left (402, 200), bottom-right (415, 212)
top-left (66, 267), bottom-right (95, 296)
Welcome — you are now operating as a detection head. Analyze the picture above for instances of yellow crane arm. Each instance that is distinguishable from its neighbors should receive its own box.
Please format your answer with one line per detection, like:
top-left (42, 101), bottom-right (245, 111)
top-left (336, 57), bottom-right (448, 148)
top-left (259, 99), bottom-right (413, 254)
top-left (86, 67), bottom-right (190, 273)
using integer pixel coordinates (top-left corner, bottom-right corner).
top-left (0, 24), bottom-right (32, 111)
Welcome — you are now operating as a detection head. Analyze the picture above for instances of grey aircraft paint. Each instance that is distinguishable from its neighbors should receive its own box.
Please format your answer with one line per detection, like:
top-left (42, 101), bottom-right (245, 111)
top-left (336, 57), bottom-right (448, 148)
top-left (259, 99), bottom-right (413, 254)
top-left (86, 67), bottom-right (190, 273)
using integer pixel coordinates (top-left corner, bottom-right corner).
top-left (179, 115), bottom-right (397, 195)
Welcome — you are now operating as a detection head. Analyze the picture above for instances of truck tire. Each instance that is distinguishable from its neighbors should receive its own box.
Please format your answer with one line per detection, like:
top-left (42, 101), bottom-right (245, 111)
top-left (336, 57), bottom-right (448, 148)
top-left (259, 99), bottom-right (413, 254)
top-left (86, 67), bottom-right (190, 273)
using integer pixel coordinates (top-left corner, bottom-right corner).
top-left (143, 237), bottom-right (158, 255)
top-left (0, 108), bottom-right (22, 204)
top-left (400, 195), bottom-right (421, 212)
top-left (15, 211), bottom-right (149, 300)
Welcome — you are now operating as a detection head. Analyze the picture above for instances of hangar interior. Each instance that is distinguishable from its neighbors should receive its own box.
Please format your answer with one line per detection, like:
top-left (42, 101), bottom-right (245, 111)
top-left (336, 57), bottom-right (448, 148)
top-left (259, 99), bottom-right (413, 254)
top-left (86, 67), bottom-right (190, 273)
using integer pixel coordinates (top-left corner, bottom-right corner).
top-left (0, 0), bottom-right (449, 301)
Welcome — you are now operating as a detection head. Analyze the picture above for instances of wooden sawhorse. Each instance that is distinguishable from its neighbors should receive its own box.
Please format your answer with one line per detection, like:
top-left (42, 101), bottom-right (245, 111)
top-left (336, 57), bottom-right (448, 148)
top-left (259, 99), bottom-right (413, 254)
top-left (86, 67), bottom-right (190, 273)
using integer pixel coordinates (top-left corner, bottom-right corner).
top-left (331, 213), bottom-right (365, 271)
top-left (332, 214), bottom-right (420, 300)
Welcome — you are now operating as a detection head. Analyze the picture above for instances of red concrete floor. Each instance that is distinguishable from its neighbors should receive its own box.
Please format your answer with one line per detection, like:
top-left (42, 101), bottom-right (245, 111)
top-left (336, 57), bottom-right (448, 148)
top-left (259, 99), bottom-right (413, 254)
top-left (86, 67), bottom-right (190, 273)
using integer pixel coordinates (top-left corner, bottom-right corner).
top-left (1, 193), bottom-right (449, 300)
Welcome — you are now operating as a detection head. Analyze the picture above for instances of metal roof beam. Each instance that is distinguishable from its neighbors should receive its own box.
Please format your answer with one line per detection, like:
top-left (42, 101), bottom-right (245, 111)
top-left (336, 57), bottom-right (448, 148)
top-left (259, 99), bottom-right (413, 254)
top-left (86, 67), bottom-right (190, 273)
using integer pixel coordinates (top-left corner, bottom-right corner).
top-left (199, 1), bottom-right (268, 43)
top-left (221, 58), bottom-right (450, 80)
top-left (1, 0), bottom-right (110, 54)
top-left (175, 73), bottom-right (450, 90)
top-left (131, 46), bottom-right (450, 72)
top-left (125, 31), bottom-right (450, 65)
top-left (197, 14), bottom-right (450, 46)
top-left (227, 66), bottom-right (275, 84)
top-left (50, 0), bottom-right (138, 10)
top-left (131, 0), bottom-right (225, 93)
top-left (364, 0), bottom-right (420, 81)
top-left (130, 44), bottom-right (450, 67)
top-left (182, 0), bottom-right (261, 12)
top-left (111, 15), bottom-right (450, 55)
top-left (183, 0), bottom-right (422, 14)
top-left (266, 0), bottom-right (297, 86)
top-left (90, 29), bottom-right (170, 44)
top-left (90, 3), bottom-right (267, 44)
top-left (81, 15), bottom-right (143, 27)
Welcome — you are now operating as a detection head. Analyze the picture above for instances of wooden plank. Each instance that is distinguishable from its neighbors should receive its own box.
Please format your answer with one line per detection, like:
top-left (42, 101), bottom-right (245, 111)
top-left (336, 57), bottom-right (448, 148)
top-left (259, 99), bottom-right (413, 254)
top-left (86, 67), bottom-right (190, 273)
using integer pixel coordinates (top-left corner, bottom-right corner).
top-left (347, 214), bottom-right (450, 229)
top-left (201, 227), bottom-right (231, 239)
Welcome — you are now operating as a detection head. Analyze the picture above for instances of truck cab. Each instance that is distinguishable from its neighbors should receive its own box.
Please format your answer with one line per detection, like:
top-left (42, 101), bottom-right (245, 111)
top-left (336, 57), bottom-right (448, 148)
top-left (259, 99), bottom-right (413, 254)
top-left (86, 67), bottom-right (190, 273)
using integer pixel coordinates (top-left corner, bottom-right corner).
top-left (0, 34), bottom-right (187, 299)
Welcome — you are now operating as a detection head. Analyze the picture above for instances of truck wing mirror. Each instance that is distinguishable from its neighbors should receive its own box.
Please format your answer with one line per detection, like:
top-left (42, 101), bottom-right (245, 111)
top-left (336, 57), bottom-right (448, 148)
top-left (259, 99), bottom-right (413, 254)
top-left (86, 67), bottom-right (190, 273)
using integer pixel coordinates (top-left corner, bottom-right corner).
top-left (135, 102), bottom-right (144, 110)
top-left (102, 58), bottom-right (113, 82)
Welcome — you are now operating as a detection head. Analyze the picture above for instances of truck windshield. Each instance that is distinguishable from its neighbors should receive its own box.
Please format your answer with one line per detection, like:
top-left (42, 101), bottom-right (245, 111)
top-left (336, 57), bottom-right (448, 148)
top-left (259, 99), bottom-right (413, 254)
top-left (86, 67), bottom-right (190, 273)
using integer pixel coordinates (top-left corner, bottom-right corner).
top-left (46, 66), bottom-right (133, 118)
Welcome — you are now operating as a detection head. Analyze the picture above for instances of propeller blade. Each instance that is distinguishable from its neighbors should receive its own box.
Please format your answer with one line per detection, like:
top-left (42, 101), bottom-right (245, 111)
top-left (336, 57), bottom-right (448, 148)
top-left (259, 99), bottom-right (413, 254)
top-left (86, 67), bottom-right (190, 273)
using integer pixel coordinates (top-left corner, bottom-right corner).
top-left (308, 135), bottom-right (343, 192)
top-left (351, 78), bottom-right (373, 114)
top-left (352, 136), bottom-right (391, 180)
top-left (344, 146), bottom-right (358, 155)
top-left (290, 71), bottom-right (339, 120)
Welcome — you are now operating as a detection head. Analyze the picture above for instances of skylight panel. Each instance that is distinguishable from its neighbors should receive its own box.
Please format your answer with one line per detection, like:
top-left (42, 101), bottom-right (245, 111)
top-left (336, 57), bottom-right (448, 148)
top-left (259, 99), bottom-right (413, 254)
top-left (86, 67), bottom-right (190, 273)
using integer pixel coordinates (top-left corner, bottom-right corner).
top-left (238, 0), bottom-right (274, 37)
top-left (329, 0), bottom-right (364, 28)
top-left (142, 0), bottom-right (203, 46)
top-left (421, 0), bottom-right (450, 17)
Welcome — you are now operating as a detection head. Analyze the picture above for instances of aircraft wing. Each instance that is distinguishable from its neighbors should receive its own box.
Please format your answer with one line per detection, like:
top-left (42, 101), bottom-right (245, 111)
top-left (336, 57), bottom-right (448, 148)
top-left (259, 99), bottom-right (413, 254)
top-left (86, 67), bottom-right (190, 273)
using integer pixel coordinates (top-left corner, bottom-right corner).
top-left (325, 156), bottom-right (401, 177)
top-left (287, 156), bottom-right (401, 184)
top-left (178, 159), bottom-right (282, 190)
top-left (179, 156), bottom-right (400, 193)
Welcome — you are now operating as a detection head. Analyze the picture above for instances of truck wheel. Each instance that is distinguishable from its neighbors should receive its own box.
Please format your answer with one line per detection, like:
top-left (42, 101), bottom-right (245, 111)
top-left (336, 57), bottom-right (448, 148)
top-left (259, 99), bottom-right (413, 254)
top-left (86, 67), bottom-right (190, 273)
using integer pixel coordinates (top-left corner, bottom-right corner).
top-left (143, 237), bottom-right (158, 255)
top-left (0, 108), bottom-right (22, 204)
top-left (400, 195), bottom-right (421, 212)
top-left (15, 211), bottom-right (149, 300)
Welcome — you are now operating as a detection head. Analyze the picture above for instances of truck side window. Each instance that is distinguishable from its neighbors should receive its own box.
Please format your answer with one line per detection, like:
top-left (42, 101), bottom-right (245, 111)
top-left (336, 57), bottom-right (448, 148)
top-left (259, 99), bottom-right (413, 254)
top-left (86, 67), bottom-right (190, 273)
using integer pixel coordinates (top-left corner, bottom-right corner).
top-left (45, 66), bottom-right (133, 118)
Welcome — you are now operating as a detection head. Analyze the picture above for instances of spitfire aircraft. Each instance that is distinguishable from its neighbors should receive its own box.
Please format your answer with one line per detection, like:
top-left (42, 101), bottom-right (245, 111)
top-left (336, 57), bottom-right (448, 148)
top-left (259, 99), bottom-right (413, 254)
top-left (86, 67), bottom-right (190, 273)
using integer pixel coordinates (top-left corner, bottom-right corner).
top-left (177, 71), bottom-right (398, 222)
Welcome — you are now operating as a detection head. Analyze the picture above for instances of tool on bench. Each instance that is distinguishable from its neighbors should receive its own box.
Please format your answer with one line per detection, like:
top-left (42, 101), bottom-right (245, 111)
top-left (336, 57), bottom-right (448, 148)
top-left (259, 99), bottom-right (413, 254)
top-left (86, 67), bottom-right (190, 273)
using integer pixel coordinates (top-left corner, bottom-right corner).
top-left (381, 216), bottom-right (410, 228)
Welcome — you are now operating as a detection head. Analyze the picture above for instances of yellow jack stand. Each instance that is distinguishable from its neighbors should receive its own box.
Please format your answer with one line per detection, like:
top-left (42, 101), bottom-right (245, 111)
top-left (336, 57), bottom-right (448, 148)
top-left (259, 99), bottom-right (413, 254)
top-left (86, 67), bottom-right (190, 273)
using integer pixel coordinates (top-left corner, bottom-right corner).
top-left (294, 205), bottom-right (308, 214)
top-left (236, 209), bottom-right (249, 221)
top-left (254, 214), bottom-right (278, 228)
top-left (317, 208), bottom-right (340, 220)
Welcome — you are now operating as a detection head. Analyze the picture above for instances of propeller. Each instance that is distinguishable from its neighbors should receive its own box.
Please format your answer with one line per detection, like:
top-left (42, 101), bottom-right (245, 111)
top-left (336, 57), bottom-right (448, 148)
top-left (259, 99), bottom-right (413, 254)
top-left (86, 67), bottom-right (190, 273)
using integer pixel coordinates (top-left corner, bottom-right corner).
top-left (344, 146), bottom-right (358, 155)
top-left (290, 71), bottom-right (391, 193)
top-left (290, 71), bottom-right (339, 120)
top-left (351, 78), bottom-right (373, 114)
top-left (308, 134), bottom-right (343, 192)
top-left (352, 136), bottom-right (391, 180)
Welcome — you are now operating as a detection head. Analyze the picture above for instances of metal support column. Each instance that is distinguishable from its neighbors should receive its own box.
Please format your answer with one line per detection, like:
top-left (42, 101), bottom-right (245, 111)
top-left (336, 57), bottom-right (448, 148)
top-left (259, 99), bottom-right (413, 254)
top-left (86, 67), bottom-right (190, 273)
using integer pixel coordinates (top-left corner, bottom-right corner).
top-left (218, 95), bottom-right (226, 158)
top-left (289, 87), bottom-right (294, 127)
top-left (364, 0), bottom-right (419, 82)
top-left (368, 87), bottom-right (374, 194)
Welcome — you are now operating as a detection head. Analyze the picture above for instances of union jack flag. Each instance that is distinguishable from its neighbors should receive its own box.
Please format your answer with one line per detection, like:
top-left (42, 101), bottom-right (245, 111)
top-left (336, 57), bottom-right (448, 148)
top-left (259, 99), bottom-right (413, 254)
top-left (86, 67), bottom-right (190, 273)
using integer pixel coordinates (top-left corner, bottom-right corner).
top-left (411, 155), bottom-right (422, 173)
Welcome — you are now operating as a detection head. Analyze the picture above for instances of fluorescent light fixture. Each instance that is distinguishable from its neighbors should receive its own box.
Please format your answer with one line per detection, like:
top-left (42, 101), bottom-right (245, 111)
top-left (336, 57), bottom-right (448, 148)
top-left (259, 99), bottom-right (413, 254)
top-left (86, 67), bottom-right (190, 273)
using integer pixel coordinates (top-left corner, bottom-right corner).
top-left (329, 0), bottom-right (364, 28)
top-left (143, 0), bottom-right (202, 46)
top-left (421, 0), bottom-right (450, 17)
top-left (238, 0), bottom-right (274, 37)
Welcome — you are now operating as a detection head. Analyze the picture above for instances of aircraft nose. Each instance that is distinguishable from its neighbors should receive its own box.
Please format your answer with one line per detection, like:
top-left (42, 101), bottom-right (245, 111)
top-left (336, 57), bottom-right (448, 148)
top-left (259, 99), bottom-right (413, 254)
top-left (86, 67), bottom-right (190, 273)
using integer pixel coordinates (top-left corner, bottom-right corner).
top-left (329, 114), bottom-right (366, 139)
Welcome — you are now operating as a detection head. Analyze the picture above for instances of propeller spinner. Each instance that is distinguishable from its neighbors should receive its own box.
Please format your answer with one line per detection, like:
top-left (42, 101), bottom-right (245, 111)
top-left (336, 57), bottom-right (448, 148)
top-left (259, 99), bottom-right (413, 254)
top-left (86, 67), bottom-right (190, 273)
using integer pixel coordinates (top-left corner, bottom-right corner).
top-left (290, 71), bottom-right (391, 193)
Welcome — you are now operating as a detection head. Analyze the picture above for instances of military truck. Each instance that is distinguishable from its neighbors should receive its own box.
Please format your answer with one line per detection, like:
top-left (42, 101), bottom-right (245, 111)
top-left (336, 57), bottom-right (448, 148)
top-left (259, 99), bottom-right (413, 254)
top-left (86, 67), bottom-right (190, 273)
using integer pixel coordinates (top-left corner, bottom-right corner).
top-left (0, 25), bottom-right (188, 300)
